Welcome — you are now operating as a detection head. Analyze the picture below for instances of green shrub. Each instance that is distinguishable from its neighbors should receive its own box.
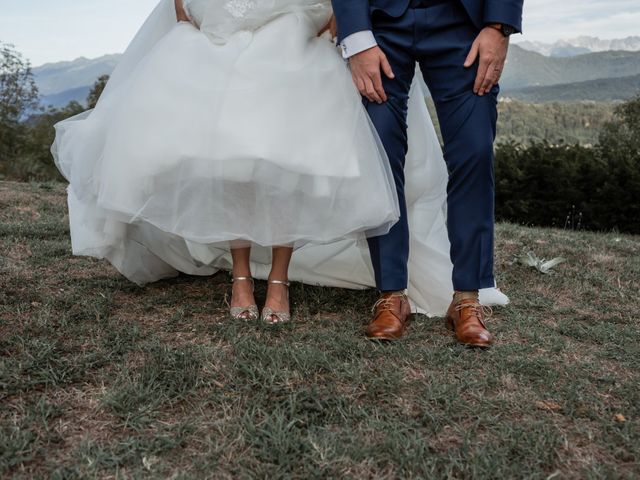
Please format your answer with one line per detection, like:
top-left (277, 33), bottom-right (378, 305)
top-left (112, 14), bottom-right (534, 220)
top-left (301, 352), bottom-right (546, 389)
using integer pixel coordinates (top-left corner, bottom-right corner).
top-left (495, 95), bottom-right (640, 233)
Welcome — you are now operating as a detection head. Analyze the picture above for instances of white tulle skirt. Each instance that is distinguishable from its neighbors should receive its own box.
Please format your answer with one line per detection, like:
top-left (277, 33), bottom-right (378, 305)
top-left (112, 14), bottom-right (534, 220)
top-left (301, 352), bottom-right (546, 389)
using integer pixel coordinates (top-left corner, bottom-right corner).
top-left (52, 0), bottom-right (509, 315)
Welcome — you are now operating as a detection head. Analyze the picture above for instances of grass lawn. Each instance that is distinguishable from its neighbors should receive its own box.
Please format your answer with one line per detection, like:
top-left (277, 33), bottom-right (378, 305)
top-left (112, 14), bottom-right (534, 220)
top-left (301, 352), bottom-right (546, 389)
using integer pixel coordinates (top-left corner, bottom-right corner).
top-left (1, 181), bottom-right (639, 479)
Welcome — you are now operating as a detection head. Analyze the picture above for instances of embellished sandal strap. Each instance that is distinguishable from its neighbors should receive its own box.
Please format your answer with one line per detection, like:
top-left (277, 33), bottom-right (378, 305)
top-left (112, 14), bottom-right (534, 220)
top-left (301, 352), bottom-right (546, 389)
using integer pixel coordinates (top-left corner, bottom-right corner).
top-left (232, 276), bottom-right (254, 283)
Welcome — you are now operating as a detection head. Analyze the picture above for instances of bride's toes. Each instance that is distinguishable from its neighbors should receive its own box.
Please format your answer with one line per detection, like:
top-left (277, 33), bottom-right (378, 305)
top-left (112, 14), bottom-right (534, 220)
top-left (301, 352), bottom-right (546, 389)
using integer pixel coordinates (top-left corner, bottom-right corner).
top-left (262, 280), bottom-right (291, 324)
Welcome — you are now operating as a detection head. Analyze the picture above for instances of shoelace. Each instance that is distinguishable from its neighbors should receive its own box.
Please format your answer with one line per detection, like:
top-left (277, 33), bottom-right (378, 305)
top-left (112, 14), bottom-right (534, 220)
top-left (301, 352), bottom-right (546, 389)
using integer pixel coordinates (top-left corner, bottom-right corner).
top-left (455, 302), bottom-right (493, 326)
top-left (372, 294), bottom-right (406, 313)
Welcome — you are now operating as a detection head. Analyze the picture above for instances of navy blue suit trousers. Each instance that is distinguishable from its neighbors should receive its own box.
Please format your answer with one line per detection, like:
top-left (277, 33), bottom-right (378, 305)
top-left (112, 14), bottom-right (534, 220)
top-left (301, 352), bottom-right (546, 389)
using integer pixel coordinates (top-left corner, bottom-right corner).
top-left (350, 0), bottom-right (503, 291)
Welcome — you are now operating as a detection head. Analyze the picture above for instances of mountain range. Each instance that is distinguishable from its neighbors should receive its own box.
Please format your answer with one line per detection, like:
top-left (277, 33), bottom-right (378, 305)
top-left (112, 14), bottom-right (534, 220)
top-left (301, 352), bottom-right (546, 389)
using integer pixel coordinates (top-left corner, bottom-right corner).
top-left (505, 74), bottom-right (640, 103)
top-left (500, 46), bottom-right (640, 91)
top-left (33, 43), bottom-right (640, 108)
top-left (33, 55), bottom-right (120, 107)
top-left (515, 36), bottom-right (640, 57)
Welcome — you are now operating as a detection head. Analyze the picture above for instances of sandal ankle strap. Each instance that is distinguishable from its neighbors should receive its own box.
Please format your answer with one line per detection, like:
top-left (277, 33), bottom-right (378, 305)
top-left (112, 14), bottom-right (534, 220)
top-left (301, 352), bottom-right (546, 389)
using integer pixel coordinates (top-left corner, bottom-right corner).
top-left (232, 276), bottom-right (254, 283)
top-left (268, 279), bottom-right (290, 287)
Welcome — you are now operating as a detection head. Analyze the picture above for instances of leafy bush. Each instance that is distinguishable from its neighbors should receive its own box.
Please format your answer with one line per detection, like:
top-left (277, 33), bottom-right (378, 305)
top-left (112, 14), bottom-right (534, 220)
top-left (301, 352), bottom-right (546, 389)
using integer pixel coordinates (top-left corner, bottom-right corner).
top-left (593, 96), bottom-right (640, 232)
top-left (495, 142), bottom-right (603, 229)
top-left (495, 94), bottom-right (640, 233)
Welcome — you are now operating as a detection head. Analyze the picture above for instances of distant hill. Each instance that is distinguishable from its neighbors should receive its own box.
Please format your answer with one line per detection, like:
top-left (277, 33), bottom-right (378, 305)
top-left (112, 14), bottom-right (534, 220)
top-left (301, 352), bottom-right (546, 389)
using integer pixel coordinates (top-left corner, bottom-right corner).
top-left (500, 46), bottom-right (640, 90)
top-left (504, 74), bottom-right (640, 103)
top-left (40, 86), bottom-right (91, 109)
top-left (33, 55), bottom-right (120, 107)
top-left (515, 36), bottom-right (640, 57)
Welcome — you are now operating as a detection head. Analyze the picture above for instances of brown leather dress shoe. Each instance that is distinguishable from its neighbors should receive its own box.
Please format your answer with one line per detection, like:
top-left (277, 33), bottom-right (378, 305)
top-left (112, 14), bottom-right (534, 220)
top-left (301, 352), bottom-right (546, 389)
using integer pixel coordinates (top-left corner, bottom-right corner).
top-left (446, 297), bottom-right (494, 347)
top-left (366, 292), bottom-right (412, 340)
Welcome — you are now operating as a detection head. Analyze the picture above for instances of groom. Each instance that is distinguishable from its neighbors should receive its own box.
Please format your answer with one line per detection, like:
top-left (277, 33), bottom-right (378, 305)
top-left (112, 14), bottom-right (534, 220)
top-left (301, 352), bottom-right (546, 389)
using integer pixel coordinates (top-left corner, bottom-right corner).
top-left (331, 0), bottom-right (523, 346)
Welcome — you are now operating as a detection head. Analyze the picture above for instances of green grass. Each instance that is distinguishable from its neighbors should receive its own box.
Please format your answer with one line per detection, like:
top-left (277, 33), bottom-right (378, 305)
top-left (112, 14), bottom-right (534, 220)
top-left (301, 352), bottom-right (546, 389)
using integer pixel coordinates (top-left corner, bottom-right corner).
top-left (1, 180), bottom-right (639, 479)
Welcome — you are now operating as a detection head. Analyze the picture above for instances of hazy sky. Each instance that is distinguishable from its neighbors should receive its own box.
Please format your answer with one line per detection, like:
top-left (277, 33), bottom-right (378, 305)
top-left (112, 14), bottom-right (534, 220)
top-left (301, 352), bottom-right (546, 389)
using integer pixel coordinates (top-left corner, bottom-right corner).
top-left (1, 0), bottom-right (639, 66)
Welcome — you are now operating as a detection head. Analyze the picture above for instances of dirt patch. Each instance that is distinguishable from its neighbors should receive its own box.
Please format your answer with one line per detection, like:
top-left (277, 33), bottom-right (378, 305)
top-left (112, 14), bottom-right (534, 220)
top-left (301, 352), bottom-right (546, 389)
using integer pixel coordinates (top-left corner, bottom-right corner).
top-left (14, 206), bottom-right (41, 220)
top-left (5, 243), bottom-right (33, 262)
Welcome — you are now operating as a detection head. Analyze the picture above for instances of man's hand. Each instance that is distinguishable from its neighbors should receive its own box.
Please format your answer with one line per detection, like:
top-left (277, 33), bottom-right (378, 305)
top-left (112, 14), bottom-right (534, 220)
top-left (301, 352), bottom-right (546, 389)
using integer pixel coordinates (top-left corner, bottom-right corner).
top-left (464, 26), bottom-right (509, 96)
top-left (349, 46), bottom-right (395, 103)
top-left (318, 14), bottom-right (337, 38)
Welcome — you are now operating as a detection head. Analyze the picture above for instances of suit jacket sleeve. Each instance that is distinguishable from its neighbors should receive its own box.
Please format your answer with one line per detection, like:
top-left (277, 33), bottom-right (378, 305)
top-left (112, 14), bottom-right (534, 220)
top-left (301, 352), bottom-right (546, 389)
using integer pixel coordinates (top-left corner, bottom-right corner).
top-left (331, 0), bottom-right (372, 43)
top-left (484, 0), bottom-right (524, 33)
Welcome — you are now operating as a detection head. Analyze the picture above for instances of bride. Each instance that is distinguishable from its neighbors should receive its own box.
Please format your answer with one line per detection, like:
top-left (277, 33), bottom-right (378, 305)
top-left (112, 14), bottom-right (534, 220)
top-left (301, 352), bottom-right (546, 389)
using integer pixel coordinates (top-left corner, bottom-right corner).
top-left (52, 0), bottom-right (508, 325)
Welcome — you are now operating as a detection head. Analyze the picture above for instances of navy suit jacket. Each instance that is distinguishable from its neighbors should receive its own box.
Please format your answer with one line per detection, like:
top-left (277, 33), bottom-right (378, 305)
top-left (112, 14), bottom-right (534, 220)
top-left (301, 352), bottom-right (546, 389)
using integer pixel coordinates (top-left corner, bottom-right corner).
top-left (332, 0), bottom-right (524, 42)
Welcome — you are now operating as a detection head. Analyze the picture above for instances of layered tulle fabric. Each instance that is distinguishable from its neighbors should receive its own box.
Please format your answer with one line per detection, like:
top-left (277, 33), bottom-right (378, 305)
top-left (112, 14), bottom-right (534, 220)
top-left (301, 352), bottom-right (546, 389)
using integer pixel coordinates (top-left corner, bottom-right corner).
top-left (54, 2), bottom-right (398, 247)
top-left (52, 0), bottom-right (509, 315)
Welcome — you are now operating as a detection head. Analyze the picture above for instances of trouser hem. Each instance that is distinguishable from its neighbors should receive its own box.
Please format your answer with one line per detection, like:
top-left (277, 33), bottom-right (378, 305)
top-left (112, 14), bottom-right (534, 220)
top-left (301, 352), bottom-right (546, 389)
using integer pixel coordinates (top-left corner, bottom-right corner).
top-left (377, 283), bottom-right (409, 293)
top-left (452, 276), bottom-right (495, 292)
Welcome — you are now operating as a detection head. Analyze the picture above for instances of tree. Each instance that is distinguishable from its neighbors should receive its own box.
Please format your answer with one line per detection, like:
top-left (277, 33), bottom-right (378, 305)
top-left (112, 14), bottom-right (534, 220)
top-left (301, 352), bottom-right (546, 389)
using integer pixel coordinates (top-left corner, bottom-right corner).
top-left (0, 43), bottom-right (39, 176)
top-left (1, 68), bottom-right (112, 181)
top-left (87, 74), bottom-right (110, 109)
top-left (599, 94), bottom-right (640, 154)
top-left (0, 42), bottom-right (38, 123)
top-left (19, 102), bottom-right (84, 181)
top-left (594, 94), bottom-right (640, 232)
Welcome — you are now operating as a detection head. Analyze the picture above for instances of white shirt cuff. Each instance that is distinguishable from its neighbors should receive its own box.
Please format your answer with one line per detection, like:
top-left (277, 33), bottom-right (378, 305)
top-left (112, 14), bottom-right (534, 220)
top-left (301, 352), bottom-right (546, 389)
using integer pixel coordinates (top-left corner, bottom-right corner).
top-left (340, 30), bottom-right (377, 59)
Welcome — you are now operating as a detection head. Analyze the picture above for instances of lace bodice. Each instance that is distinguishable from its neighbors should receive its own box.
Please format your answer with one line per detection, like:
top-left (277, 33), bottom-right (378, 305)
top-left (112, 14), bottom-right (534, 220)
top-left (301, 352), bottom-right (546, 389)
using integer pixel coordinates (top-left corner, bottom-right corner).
top-left (222, 0), bottom-right (261, 18)
top-left (182, 0), bottom-right (331, 40)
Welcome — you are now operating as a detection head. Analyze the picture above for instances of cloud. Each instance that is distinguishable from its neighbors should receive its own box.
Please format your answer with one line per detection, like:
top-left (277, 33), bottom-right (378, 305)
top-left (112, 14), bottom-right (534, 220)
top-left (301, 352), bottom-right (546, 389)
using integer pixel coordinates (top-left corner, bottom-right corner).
top-left (520, 0), bottom-right (640, 42)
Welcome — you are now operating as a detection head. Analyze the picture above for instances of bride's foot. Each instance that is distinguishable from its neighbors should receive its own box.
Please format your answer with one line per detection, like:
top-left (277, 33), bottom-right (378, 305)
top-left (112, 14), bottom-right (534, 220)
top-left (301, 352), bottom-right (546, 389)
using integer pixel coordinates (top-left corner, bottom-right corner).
top-left (229, 277), bottom-right (259, 320)
top-left (262, 280), bottom-right (291, 324)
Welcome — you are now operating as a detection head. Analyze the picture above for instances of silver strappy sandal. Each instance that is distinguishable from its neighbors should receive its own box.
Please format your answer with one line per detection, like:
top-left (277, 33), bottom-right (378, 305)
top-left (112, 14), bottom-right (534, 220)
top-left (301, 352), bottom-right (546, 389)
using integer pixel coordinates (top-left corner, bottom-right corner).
top-left (229, 276), bottom-right (259, 321)
top-left (261, 279), bottom-right (291, 324)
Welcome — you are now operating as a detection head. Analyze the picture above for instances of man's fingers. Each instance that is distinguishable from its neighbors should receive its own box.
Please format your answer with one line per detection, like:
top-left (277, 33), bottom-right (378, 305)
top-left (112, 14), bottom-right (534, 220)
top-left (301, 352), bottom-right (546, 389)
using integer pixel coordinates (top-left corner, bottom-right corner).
top-left (479, 75), bottom-right (494, 95)
top-left (371, 72), bottom-right (387, 102)
top-left (364, 77), bottom-right (382, 103)
top-left (354, 74), bottom-right (366, 97)
top-left (468, 27), bottom-right (510, 94)
top-left (380, 54), bottom-right (395, 79)
top-left (464, 40), bottom-right (480, 68)
top-left (479, 63), bottom-right (496, 95)
top-left (473, 59), bottom-right (490, 94)
top-left (348, 46), bottom-right (394, 103)
top-left (480, 62), bottom-right (502, 94)
top-left (480, 78), bottom-right (494, 95)
top-left (493, 61), bottom-right (505, 82)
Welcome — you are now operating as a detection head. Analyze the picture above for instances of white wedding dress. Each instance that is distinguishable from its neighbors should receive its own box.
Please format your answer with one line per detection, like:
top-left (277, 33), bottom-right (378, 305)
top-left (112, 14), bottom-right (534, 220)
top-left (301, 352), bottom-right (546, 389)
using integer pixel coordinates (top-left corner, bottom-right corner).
top-left (52, 0), bottom-right (509, 315)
